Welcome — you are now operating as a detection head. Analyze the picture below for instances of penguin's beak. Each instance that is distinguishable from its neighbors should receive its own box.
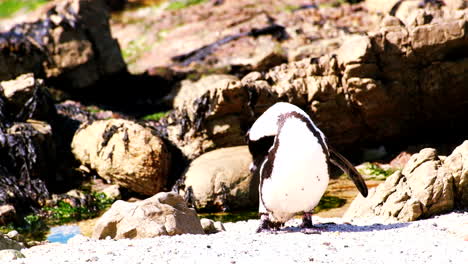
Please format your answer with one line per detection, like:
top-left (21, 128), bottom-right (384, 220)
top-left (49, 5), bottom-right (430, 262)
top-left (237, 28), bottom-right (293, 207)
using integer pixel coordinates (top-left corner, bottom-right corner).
top-left (249, 162), bottom-right (257, 173)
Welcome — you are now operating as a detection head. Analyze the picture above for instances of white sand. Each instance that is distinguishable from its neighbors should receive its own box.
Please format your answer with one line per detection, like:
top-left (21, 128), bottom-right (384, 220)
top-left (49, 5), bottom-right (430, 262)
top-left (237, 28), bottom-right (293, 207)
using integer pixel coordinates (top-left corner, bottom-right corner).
top-left (9, 211), bottom-right (468, 264)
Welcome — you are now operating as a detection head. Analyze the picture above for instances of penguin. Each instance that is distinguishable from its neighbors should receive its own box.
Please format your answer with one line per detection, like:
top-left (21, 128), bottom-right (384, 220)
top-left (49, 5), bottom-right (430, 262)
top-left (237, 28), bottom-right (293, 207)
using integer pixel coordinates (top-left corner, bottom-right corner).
top-left (246, 102), bottom-right (368, 232)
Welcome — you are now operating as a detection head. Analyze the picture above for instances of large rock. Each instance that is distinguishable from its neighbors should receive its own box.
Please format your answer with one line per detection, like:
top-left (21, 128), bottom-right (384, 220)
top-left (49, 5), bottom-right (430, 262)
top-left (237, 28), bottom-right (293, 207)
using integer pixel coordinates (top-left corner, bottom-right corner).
top-left (165, 74), bottom-right (250, 159)
top-left (0, 0), bottom-right (125, 89)
top-left (344, 141), bottom-right (468, 222)
top-left (180, 146), bottom-right (257, 211)
top-left (72, 119), bottom-right (171, 195)
top-left (92, 192), bottom-right (204, 239)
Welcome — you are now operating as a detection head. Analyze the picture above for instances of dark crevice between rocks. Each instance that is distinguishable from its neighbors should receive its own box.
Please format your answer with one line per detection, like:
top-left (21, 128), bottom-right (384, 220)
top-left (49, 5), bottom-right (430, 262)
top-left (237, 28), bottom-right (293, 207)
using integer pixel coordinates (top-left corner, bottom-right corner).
top-left (50, 101), bottom-right (96, 194)
top-left (145, 123), bottom-right (189, 193)
top-left (47, 70), bottom-right (183, 118)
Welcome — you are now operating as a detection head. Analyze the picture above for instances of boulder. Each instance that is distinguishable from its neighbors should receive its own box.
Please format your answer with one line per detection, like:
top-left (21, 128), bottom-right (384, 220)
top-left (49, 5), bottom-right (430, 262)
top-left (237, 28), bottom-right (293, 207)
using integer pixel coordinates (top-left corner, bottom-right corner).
top-left (92, 192), bottom-right (204, 239)
top-left (180, 146), bottom-right (258, 211)
top-left (0, 0), bottom-right (125, 89)
top-left (344, 141), bottom-right (468, 222)
top-left (72, 119), bottom-right (171, 195)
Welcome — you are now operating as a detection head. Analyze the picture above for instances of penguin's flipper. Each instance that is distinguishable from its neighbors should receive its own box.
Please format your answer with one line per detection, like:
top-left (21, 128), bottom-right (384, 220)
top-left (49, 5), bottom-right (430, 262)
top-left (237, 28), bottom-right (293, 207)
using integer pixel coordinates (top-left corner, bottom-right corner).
top-left (329, 147), bottom-right (368, 197)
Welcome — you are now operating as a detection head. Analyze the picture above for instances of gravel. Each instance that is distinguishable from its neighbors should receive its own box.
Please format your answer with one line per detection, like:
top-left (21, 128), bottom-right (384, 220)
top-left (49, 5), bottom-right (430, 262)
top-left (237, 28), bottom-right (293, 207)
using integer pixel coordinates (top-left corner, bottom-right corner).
top-left (9, 211), bottom-right (468, 264)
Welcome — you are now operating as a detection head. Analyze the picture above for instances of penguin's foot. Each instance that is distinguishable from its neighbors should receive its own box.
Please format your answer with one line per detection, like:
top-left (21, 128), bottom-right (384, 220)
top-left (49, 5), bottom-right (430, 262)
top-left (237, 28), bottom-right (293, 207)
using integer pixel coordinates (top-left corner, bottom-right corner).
top-left (300, 212), bottom-right (313, 228)
top-left (256, 214), bottom-right (283, 233)
top-left (299, 212), bottom-right (322, 234)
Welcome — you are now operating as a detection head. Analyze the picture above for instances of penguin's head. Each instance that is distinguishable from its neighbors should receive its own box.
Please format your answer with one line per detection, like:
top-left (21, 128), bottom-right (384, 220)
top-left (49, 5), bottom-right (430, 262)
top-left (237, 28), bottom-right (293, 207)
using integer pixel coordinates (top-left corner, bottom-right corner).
top-left (246, 102), bottom-right (324, 173)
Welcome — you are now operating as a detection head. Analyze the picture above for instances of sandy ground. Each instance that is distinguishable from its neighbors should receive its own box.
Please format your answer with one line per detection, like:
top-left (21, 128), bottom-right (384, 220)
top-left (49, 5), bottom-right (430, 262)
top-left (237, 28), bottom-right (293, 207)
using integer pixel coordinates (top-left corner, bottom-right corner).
top-left (8, 211), bottom-right (468, 264)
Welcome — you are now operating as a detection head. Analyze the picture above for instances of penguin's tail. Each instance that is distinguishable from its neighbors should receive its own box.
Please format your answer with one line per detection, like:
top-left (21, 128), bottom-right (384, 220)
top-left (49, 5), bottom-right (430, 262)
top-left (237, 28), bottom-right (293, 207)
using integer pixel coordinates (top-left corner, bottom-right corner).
top-left (328, 147), bottom-right (368, 197)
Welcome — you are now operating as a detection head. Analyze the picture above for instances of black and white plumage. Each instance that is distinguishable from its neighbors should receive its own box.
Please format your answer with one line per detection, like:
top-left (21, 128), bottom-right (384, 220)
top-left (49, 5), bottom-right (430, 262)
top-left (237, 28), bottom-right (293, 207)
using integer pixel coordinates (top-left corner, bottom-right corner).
top-left (246, 102), bottom-right (368, 232)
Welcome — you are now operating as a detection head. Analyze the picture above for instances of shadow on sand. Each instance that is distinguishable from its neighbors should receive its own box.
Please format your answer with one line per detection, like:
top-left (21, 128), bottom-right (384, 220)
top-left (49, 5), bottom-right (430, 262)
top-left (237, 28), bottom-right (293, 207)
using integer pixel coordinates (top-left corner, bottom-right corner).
top-left (269, 221), bottom-right (411, 234)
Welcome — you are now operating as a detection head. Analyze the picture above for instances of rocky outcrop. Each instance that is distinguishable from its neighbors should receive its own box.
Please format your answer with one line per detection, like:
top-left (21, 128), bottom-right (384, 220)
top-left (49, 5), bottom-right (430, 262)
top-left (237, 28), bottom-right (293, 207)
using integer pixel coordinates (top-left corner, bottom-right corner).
top-left (165, 75), bottom-right (250, 159)
top-left (0, 0), bottom-right (125, 89)
top-left (92, 192), bottom-right (204, 239)
top-left (161, 7), bottom-right (468, 159)
top-left (179, 146), bottom-right (257, 211)
top-left (72, 119), bottom-right (171, 195)
top-left (344, 141), bottom-right (468, 222)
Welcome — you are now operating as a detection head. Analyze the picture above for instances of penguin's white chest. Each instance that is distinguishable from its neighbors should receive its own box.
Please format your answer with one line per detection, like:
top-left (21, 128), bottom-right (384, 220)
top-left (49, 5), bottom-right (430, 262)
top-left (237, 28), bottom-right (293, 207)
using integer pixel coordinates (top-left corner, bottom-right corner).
top-left (260, 120), bottom-right (329, 222)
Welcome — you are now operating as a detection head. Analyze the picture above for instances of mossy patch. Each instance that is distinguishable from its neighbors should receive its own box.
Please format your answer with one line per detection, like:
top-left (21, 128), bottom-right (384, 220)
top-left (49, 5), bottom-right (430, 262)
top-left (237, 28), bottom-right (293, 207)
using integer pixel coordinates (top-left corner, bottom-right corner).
top-left (314, 195), bottom-right (346, 213)
top-left (0, 192), bottom-right (115, 244)
top-left (0, 0), bottom-right (48, 18)
top-left (359, 162), bottom-right (396, 180)
top-left (166, 0), bottom-right (207, 11)
top-left (121, 36), bottom-right (152, 65)
top-left (141, 111), bottom-right (170, 121)
top-left (42, 192), bottom-right (115, 226)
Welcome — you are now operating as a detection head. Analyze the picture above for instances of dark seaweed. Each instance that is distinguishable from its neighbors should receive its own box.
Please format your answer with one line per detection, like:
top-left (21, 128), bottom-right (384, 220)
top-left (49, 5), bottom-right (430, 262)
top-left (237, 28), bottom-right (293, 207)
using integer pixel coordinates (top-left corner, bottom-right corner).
top-left (0, 124), bottom-right (50, 212)
top-left (101, 124), bottom-right (120, 148)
